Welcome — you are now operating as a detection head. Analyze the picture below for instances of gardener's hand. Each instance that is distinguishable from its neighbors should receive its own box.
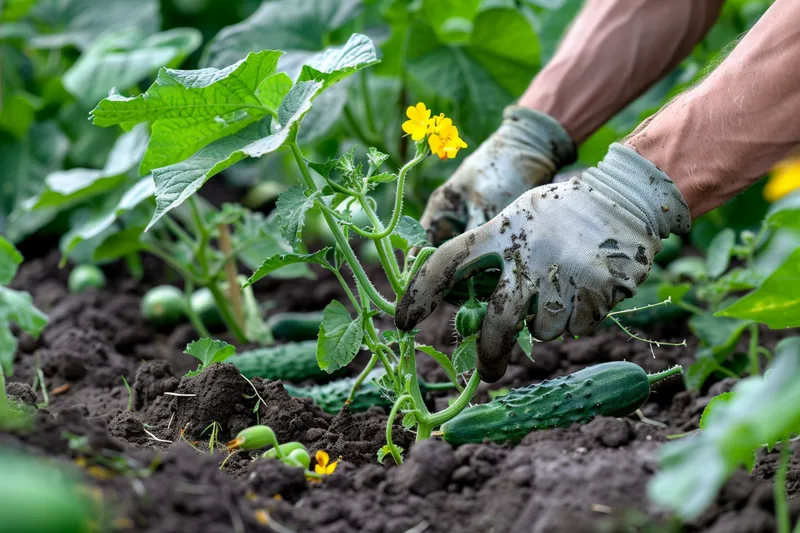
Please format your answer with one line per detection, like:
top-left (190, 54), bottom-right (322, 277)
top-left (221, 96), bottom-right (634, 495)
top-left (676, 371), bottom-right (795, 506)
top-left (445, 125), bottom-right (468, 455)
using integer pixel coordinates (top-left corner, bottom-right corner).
top-left (420, 106), bottom-right (576, 245)
top-left (397, 144), bottom-right (691, 383)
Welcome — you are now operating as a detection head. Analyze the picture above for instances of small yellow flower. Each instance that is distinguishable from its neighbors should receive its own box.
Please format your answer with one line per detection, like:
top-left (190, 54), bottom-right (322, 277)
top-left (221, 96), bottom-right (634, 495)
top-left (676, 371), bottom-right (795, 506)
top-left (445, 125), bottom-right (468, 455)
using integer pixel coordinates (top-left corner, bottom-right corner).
top-left (402, 102), bottom-right (432, 141)
top-left (428, 116), bottom-right (468, 160)
top-left (765, 158), bottom-right (800, 202)
top-left (314, 450), bottom-right (339, 475)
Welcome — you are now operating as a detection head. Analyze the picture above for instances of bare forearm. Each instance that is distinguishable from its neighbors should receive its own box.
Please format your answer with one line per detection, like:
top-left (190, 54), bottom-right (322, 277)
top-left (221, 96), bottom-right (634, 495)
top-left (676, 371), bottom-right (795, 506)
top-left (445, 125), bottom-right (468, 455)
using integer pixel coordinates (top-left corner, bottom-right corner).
top-left (626, 0), bottom-right (800, 217)
top-left (520, 0), bottom-right (724, 143)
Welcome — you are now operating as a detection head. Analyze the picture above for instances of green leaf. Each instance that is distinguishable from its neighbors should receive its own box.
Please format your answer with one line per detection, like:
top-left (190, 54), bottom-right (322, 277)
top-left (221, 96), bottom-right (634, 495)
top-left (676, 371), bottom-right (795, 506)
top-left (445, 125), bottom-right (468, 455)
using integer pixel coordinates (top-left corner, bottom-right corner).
top-left (25, 124), bottom-right (149, 211)
top-left (243, 248), bottom-right (330, 288)
top-left (688, 312), bottom-right (751, 353)
top-left (390, 216), bottom-right (429, 253)
top-left (256, 72), bottom-right (293, 114)
top-left (93, 227), bottom-right (148, 262)
top-left (699, 392), bottom-right (736, 431)
top-left (367, 147), bottom-right (389, 177)
top-left (683, 348), bottom-right (728, 391)
top-left (422, 0), bottom-right (481, 43)
top-left (650, 337), bottom-right (800, 519)
top-left (297, 34), bottom-right (380, 90)
top-left (0, 122), bottom-right (69, 242)
top-left (517, 330), bottom-right (533, 360)
top-left (657, 282), bottom-right (692, 305)
top-left (766, 190), bottom-right (800, 230)
top-left (377, 444), bottom-right (403, 464)
top-left (144, 80), bottom-right (322, 230)
top-left (201, 0), bottom-right (362, 71)
top-left (416, 344), bottom-right (459, 388)
top-left (0, 91), bottom-right (41, 139)
top-left (29, 0), bottom-right (159, 50)
top-left (0, 321), bottom-right (17, 376)
top-left (706, 228), bottom-right (736, 279)
top-left (667, 256), bottom-right (709, 282)
top-left (716, 248), bottom-right (800, 328)
top-left (61, 176), bottom-right (154, 257)
top-left (1, 0), bottom-right (36, 21)
top-left (316, 300), bottom-right (364, 373)
top-left (184, 338), bottom-right (236, 377)
top-left (0, 237), bottom-right (23, 285)
top-left (91, 50), bottom-right (283, 174)
top-left (63, 28), bottom-right (203, 106)
top-left (452, 334), bottom-right (478, 374)
top-left (275, 186), bottom-right (318, 251)
top-left (0, 286), bottom-right (48, 338)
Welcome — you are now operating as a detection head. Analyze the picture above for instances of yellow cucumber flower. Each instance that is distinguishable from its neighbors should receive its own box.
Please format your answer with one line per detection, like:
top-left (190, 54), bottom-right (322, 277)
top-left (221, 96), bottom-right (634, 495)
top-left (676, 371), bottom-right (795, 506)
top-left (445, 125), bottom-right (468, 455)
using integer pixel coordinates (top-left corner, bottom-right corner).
top-left (402, 102), bottom-right (432, 141)
top-left (314, 450), bottom-right (340, 475)
top-left (765, 157), bottom-right (800, 202)
top-left (428, 115), bottom-right (468, 160)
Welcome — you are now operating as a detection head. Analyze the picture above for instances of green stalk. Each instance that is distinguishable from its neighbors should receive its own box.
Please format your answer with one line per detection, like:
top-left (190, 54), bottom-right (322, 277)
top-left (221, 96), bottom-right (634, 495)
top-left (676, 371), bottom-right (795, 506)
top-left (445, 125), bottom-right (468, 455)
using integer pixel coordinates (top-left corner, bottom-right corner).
top-left (289, 142), bottom-right (395, 316)
top-left (125, 252), bottom-right (144, 280)
top-left (386, 394), bottom-right (415, 465)
top-left (0, 369), bottom-right (7, 413)
top-left (646, 365), bottom-right (684, 386)
top-left (775, 444), bottom-right (791, 533)
top-left (359, 202), bottom-right (403, 295)
top-left (347, 354), bottom-right (378, 405)
top-left (360, 71), bottom-right (377, 135)
top-left (208, 282), bottom-right (247, 343)
top-left (424, 371), bottom-right (481, 428)
top-left (183, 279), bottom-right (212, 339)
top-left (749, 323), bottom-right (761, 376)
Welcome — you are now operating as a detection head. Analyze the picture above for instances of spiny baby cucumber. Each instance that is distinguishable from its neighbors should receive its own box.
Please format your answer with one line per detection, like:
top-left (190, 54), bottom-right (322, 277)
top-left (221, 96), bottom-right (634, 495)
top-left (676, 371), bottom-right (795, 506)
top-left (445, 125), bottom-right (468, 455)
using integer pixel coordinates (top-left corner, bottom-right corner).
top-left (455, 278), bottom-right (488, 338)
top-left (441, 362), bottom-right (682, 445)
top-left (67, 264), bottom-right (106, 293)
top-left (228, 426), bottom-right (311, 470)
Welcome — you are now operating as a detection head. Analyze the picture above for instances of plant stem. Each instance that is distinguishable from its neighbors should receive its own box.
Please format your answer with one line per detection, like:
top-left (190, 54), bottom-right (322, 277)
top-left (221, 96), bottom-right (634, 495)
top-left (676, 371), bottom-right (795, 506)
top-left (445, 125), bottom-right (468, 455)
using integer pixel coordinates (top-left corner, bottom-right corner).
top-left (326, 267), bottom-right (360, 310)
top-left (217, 224), bottom-right (245, 331)
top-left (342, 105), bottom-right (401, 169)
top-left (775, 444), bottom-right (792, 533)
top-left (424, 371), bottom-right (481, 428)
top-left (163, 215), bottom-right (196, 250)
top-left (290, 142), bottom-right (395, 316)
top-left (0, 369), bottom-right (7, 413)
top-left (646, 365), bottom-right (684, 385)
top-left (749, 323), bottom-right (761, 376)
top-left (142, 242), bottom-right (203, 285)
top-left (208, 282), bottom-right (247, 343)
top-left (347, 354), bottom-right (378, 405)
top-left (125, 252), bottom-right (144, 280)
top-left (359, 202), bottom-right (403, 295)
top-left (188, 197), bottom-right (209, 274)
top-left (607, 316), bottom-right (687, 347)
top-left (386, 394), bottom-right (415, 465)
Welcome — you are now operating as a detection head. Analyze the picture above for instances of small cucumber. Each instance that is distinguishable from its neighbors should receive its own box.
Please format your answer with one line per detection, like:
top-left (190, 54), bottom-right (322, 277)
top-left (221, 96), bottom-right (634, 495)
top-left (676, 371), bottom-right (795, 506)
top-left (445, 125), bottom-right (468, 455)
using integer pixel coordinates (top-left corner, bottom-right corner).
top-left (266, 312), bottom-right (324, 342)
top-left (455, 278), bottom-right (487, 337)
top-left (141, 285), bottom-right (185, 326)
top-left (68, 264), bottom-right (106, 293)
top-left (442, 362), bottom-right (682, 445)
top-left (231, 341), bottom-right (329, 381)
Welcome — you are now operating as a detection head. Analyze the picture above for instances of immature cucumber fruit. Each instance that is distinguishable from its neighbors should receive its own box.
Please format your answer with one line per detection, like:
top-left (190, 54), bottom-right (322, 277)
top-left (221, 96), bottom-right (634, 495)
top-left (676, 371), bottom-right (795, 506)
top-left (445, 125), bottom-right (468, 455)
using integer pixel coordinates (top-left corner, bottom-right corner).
top-left (141, 285), bottom-right (185, 326)
top-left (454, 278), bottom-right (488, 337)
top-left (442, 362), bottom-right (682, 445)
top-left (266, 311), bottom-right (324, 342)
top-left (231, 341), bottom-right (329, 381)
top-left (68, 264), bottom-right (106, 293)
top-left (190, 287), bottom-right (224, 329)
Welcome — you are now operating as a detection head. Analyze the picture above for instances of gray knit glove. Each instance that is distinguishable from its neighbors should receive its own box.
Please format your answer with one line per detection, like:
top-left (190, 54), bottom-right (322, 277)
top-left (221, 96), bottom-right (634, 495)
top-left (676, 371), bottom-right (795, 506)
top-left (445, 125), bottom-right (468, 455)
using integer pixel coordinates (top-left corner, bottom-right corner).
top-left (420, 106), bottom-right (576, 245)
top-left (397, 144), bottom-right (691, 382)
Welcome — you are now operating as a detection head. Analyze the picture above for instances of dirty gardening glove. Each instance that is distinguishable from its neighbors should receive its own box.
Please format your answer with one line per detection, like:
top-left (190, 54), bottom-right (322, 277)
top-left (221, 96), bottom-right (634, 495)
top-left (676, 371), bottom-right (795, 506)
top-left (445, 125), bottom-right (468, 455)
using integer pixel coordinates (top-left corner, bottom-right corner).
top-left (397, 144), bottom-right (691, 383)
top-left (420, 106), bottom-right (576, 245)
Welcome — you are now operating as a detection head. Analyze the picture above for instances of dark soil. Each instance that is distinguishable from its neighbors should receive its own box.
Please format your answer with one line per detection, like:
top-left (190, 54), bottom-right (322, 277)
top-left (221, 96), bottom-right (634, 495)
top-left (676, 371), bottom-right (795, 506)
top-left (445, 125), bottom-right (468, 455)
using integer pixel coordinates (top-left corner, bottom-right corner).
top-left (3, 249), bottom-right (799, 533)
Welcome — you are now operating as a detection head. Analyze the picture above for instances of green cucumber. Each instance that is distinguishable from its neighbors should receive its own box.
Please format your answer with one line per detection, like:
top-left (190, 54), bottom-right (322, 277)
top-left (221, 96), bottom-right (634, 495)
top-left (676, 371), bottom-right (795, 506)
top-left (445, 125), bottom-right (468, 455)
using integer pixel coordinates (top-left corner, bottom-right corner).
top-left (68, 264), bottom-right (106, 293)
top-left (284, 371), bottom-right (455, 414)
top-left (190, 288), bottom-right (224, 329)
top-left (141, 285), bottom-right (185, 326)
top-left (266, 311), bottom-right (324, 342)
top-left (231, 341), bottom-right (329, 381)
top-left (455, 279), bottom-right (487, 337)
top-left (441, 362), bottom-right (682, 445)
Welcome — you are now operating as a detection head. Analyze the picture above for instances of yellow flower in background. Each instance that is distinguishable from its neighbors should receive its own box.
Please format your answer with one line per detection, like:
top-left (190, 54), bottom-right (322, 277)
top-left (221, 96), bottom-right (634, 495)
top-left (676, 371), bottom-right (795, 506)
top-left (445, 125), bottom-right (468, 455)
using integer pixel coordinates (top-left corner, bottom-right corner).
top-left (402, 102), bottom-right (431, 141)
top-left (428, 115), bottom-right (468, 160)
top-left (765, 158), bottom-right (800, 202)
top-left (314, 450), bottom-right (339, 475)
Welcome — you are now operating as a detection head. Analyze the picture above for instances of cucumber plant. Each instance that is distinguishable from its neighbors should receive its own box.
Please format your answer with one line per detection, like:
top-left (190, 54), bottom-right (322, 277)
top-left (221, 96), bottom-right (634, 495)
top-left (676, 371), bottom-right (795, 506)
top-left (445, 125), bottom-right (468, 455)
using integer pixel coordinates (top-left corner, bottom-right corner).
top-left (0, 236), bottom-right (47, 428)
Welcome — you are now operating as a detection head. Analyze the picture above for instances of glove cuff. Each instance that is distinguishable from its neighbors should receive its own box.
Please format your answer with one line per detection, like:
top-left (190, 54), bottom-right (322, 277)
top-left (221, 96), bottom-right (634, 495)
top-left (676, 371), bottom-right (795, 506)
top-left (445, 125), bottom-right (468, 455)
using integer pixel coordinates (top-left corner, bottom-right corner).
top-left (585, 143), bottom-right (691, 237)
top-left (501, 106), bottom-right (577, 168)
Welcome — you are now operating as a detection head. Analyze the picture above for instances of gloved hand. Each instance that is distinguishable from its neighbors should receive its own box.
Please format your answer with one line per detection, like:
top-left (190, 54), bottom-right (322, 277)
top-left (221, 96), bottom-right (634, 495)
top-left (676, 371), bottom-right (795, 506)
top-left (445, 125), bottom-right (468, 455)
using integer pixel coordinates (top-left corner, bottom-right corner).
top-left (420, 106), bottom-right (576, 245)
top-left (397, 143), bottom-right (691, 382)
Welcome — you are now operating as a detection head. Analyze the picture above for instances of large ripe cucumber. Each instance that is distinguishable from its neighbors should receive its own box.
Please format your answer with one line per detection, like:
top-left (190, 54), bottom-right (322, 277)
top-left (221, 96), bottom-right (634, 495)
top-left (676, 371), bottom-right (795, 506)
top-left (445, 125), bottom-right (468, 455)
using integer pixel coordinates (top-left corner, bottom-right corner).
top-left (441, 362), bottom-right (681, 445)
top-left (266, 312), bottom-right (324, 342)
top-left (284, 371), bottom-right (456, 414)
top-left (231, 341), bottom-right (329, 381)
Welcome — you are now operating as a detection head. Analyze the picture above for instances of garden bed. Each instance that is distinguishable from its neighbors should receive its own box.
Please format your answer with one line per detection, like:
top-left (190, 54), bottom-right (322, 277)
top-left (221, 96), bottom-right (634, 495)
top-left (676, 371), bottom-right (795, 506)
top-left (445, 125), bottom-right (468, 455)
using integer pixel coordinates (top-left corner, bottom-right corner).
top-left (2, 248), bottom-right (797, 533)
